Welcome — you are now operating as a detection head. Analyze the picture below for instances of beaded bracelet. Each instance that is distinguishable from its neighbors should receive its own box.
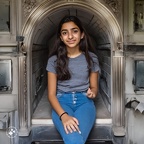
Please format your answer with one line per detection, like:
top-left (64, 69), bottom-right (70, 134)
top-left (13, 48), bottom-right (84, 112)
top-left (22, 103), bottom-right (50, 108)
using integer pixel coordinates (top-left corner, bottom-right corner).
top-left (59, 112), bottom-right (68, 120)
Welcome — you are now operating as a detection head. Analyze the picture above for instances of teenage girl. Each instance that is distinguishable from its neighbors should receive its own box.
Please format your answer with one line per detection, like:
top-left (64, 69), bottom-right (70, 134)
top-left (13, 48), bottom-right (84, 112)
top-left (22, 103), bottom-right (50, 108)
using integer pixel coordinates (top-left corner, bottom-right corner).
top-left (46, 15), bottom-right (100, 144)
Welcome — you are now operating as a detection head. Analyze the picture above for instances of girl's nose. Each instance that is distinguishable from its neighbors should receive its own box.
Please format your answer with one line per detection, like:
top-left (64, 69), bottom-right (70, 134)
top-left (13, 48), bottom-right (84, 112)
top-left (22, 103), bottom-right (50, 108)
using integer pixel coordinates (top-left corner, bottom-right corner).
top-left (68, 32), bottom-right (73, 39)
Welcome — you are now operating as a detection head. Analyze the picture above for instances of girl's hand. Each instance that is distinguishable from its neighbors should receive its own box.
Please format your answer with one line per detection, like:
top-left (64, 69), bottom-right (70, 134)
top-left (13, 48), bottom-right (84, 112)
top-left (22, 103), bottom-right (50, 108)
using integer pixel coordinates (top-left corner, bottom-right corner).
top-left (87, 88), bottom-right (96, 99)
top-left (61, 114), bottom-right (81, 134)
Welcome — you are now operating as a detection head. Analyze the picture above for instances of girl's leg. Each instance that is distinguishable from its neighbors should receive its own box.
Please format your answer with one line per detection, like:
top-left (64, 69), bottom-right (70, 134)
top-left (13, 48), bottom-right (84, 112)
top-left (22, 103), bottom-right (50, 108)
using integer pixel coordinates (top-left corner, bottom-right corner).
top-left (52, 104), bottom-right (85, 144)
top-left (74, 100), bottom-right (96, 143)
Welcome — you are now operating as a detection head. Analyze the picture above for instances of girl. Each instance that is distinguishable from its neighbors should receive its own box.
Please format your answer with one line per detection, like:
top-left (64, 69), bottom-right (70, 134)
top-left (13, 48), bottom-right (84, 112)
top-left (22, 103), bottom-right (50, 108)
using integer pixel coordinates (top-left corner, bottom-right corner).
top-left (46, 15), bottom-right (100, 144)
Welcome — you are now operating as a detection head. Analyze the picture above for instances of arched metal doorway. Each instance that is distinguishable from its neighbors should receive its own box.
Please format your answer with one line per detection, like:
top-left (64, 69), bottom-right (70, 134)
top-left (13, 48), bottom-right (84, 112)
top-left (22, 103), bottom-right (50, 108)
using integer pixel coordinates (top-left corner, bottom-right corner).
top-left (19, 0), bottom-right (124, 137)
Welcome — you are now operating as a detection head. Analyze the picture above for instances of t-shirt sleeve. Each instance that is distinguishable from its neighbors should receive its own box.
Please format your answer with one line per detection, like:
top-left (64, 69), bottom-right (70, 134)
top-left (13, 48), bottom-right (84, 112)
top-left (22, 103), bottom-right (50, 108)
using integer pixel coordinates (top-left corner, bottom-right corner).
top-left (90, 52), bottom-right (100, 73)
top-left (46, 56), bottom-right (57, 74)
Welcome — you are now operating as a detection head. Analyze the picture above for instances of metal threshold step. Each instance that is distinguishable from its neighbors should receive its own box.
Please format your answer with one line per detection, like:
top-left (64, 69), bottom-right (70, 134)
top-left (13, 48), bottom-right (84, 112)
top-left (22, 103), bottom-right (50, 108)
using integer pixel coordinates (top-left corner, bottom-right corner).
top-left (32, 118), bottom-right (112, 125)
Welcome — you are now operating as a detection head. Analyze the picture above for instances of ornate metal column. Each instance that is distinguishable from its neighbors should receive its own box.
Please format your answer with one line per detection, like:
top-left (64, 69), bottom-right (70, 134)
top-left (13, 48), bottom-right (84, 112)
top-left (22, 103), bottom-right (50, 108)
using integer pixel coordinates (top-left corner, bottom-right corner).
top-left (112, 50), bottom-right (125, 136)
top-left (18, 55), bottom-right (30, 136)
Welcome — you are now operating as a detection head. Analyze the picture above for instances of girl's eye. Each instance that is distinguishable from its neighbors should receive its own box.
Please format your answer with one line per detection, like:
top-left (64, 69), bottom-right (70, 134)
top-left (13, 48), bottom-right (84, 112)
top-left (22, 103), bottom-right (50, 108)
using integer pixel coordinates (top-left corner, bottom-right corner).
top-left (61, 31), bottom-right (67, 35)
top-left (73, 29), bottom-right (78, 33)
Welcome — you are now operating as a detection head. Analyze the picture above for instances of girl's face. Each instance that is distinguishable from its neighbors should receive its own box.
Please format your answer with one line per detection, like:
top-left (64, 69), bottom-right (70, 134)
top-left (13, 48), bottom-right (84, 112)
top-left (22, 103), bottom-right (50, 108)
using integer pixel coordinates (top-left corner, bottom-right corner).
top-left (60, 21), bottom-right (84, 49)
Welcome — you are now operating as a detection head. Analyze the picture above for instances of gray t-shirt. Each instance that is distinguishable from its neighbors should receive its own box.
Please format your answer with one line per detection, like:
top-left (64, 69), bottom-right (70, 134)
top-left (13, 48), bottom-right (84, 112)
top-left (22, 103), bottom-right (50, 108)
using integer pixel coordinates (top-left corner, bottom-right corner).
top-left (46, 52), bottom-right (100, 92)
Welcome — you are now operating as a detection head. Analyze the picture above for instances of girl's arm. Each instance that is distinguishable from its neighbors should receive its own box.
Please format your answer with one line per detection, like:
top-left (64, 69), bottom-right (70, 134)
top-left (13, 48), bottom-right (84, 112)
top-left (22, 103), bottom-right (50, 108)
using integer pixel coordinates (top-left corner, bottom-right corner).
top-left (47, 72), bottom-right (80, 134)
top-left (48, 72), bottom-right (65, 116)
top-left (87, 72), bottom-right (99, 98)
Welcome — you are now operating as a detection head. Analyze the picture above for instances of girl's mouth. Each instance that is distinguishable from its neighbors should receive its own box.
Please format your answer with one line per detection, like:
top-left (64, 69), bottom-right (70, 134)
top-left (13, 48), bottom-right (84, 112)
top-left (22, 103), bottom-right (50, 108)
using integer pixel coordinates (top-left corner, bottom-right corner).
top-left (67, 40), bottom-right (75, 44)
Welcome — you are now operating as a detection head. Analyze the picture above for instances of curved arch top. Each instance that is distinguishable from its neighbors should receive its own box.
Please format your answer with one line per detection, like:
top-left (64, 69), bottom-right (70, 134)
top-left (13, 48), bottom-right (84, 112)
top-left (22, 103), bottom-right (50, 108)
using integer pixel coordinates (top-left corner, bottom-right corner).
top-left (21, 0), bottom-right (123, 52)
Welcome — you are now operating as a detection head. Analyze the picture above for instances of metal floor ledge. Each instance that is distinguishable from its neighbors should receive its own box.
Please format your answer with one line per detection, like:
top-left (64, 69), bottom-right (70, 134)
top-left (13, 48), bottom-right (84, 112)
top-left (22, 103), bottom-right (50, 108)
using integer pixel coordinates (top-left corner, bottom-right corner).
top-left (31, 125), bottom-right (112, 143)
top-left (32, 125), bottom-right (112, 141)
top-left (19, 125), bottom-right (126, 144)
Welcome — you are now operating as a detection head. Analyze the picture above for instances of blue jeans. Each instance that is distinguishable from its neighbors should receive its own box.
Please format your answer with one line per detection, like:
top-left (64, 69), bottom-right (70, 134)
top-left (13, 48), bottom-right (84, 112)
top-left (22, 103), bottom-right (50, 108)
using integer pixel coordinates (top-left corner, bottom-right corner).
top-left (52, 91), bottom-right (96, 144)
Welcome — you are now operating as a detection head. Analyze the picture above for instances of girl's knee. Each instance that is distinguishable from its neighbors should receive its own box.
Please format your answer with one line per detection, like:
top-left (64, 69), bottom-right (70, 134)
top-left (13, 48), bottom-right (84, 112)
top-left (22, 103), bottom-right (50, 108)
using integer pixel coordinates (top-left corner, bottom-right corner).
top-left (63, 132), bottom-right (84, 144)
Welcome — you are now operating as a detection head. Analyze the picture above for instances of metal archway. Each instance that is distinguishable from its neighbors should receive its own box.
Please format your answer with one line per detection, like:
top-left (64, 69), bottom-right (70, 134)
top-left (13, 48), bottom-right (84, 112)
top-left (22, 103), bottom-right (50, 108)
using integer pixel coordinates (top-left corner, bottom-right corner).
top-left (19, 0), bottom-right (124, 136)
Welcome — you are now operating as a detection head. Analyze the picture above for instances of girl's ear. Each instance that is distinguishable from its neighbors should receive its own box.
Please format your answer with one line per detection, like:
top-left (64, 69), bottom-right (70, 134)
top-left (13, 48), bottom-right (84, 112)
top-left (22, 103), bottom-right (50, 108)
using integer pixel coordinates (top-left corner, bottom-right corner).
top-left (60, 36), bottom-right (63, 41)
top-left (81, 32), bottom-right (85, 39)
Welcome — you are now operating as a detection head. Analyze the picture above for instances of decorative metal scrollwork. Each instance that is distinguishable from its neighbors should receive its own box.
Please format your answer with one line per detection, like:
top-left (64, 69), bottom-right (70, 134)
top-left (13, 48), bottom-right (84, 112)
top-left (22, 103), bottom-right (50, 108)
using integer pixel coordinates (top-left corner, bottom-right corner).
top-left (23, 0), bottom-right (37, 17)
top-left (104, 0), bottom-right (121, 16)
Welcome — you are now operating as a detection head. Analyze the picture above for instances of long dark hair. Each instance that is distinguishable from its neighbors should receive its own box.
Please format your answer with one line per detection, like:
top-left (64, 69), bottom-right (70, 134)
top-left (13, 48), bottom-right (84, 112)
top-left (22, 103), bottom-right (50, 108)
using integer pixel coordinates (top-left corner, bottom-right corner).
top-left (48, 15), bottom-right (95, 80)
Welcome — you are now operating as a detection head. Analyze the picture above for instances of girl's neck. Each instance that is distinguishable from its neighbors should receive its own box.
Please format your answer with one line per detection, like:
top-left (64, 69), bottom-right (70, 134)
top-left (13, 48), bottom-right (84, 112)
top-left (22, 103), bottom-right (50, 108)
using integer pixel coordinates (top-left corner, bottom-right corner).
top-left (67, 48), bottom-right (82, 58)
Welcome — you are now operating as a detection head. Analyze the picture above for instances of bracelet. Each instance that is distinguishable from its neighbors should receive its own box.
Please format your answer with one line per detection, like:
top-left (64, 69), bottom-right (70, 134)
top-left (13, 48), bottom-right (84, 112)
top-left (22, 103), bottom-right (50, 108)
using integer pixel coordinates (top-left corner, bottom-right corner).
top-left (59, 112), bottom-right (68, 120)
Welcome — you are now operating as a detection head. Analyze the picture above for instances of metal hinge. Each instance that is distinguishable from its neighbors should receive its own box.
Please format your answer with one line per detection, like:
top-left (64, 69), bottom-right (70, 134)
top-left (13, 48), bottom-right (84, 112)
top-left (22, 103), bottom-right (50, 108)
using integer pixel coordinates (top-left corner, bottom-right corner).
top-left (16, 36), bottom-right (24, 42)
